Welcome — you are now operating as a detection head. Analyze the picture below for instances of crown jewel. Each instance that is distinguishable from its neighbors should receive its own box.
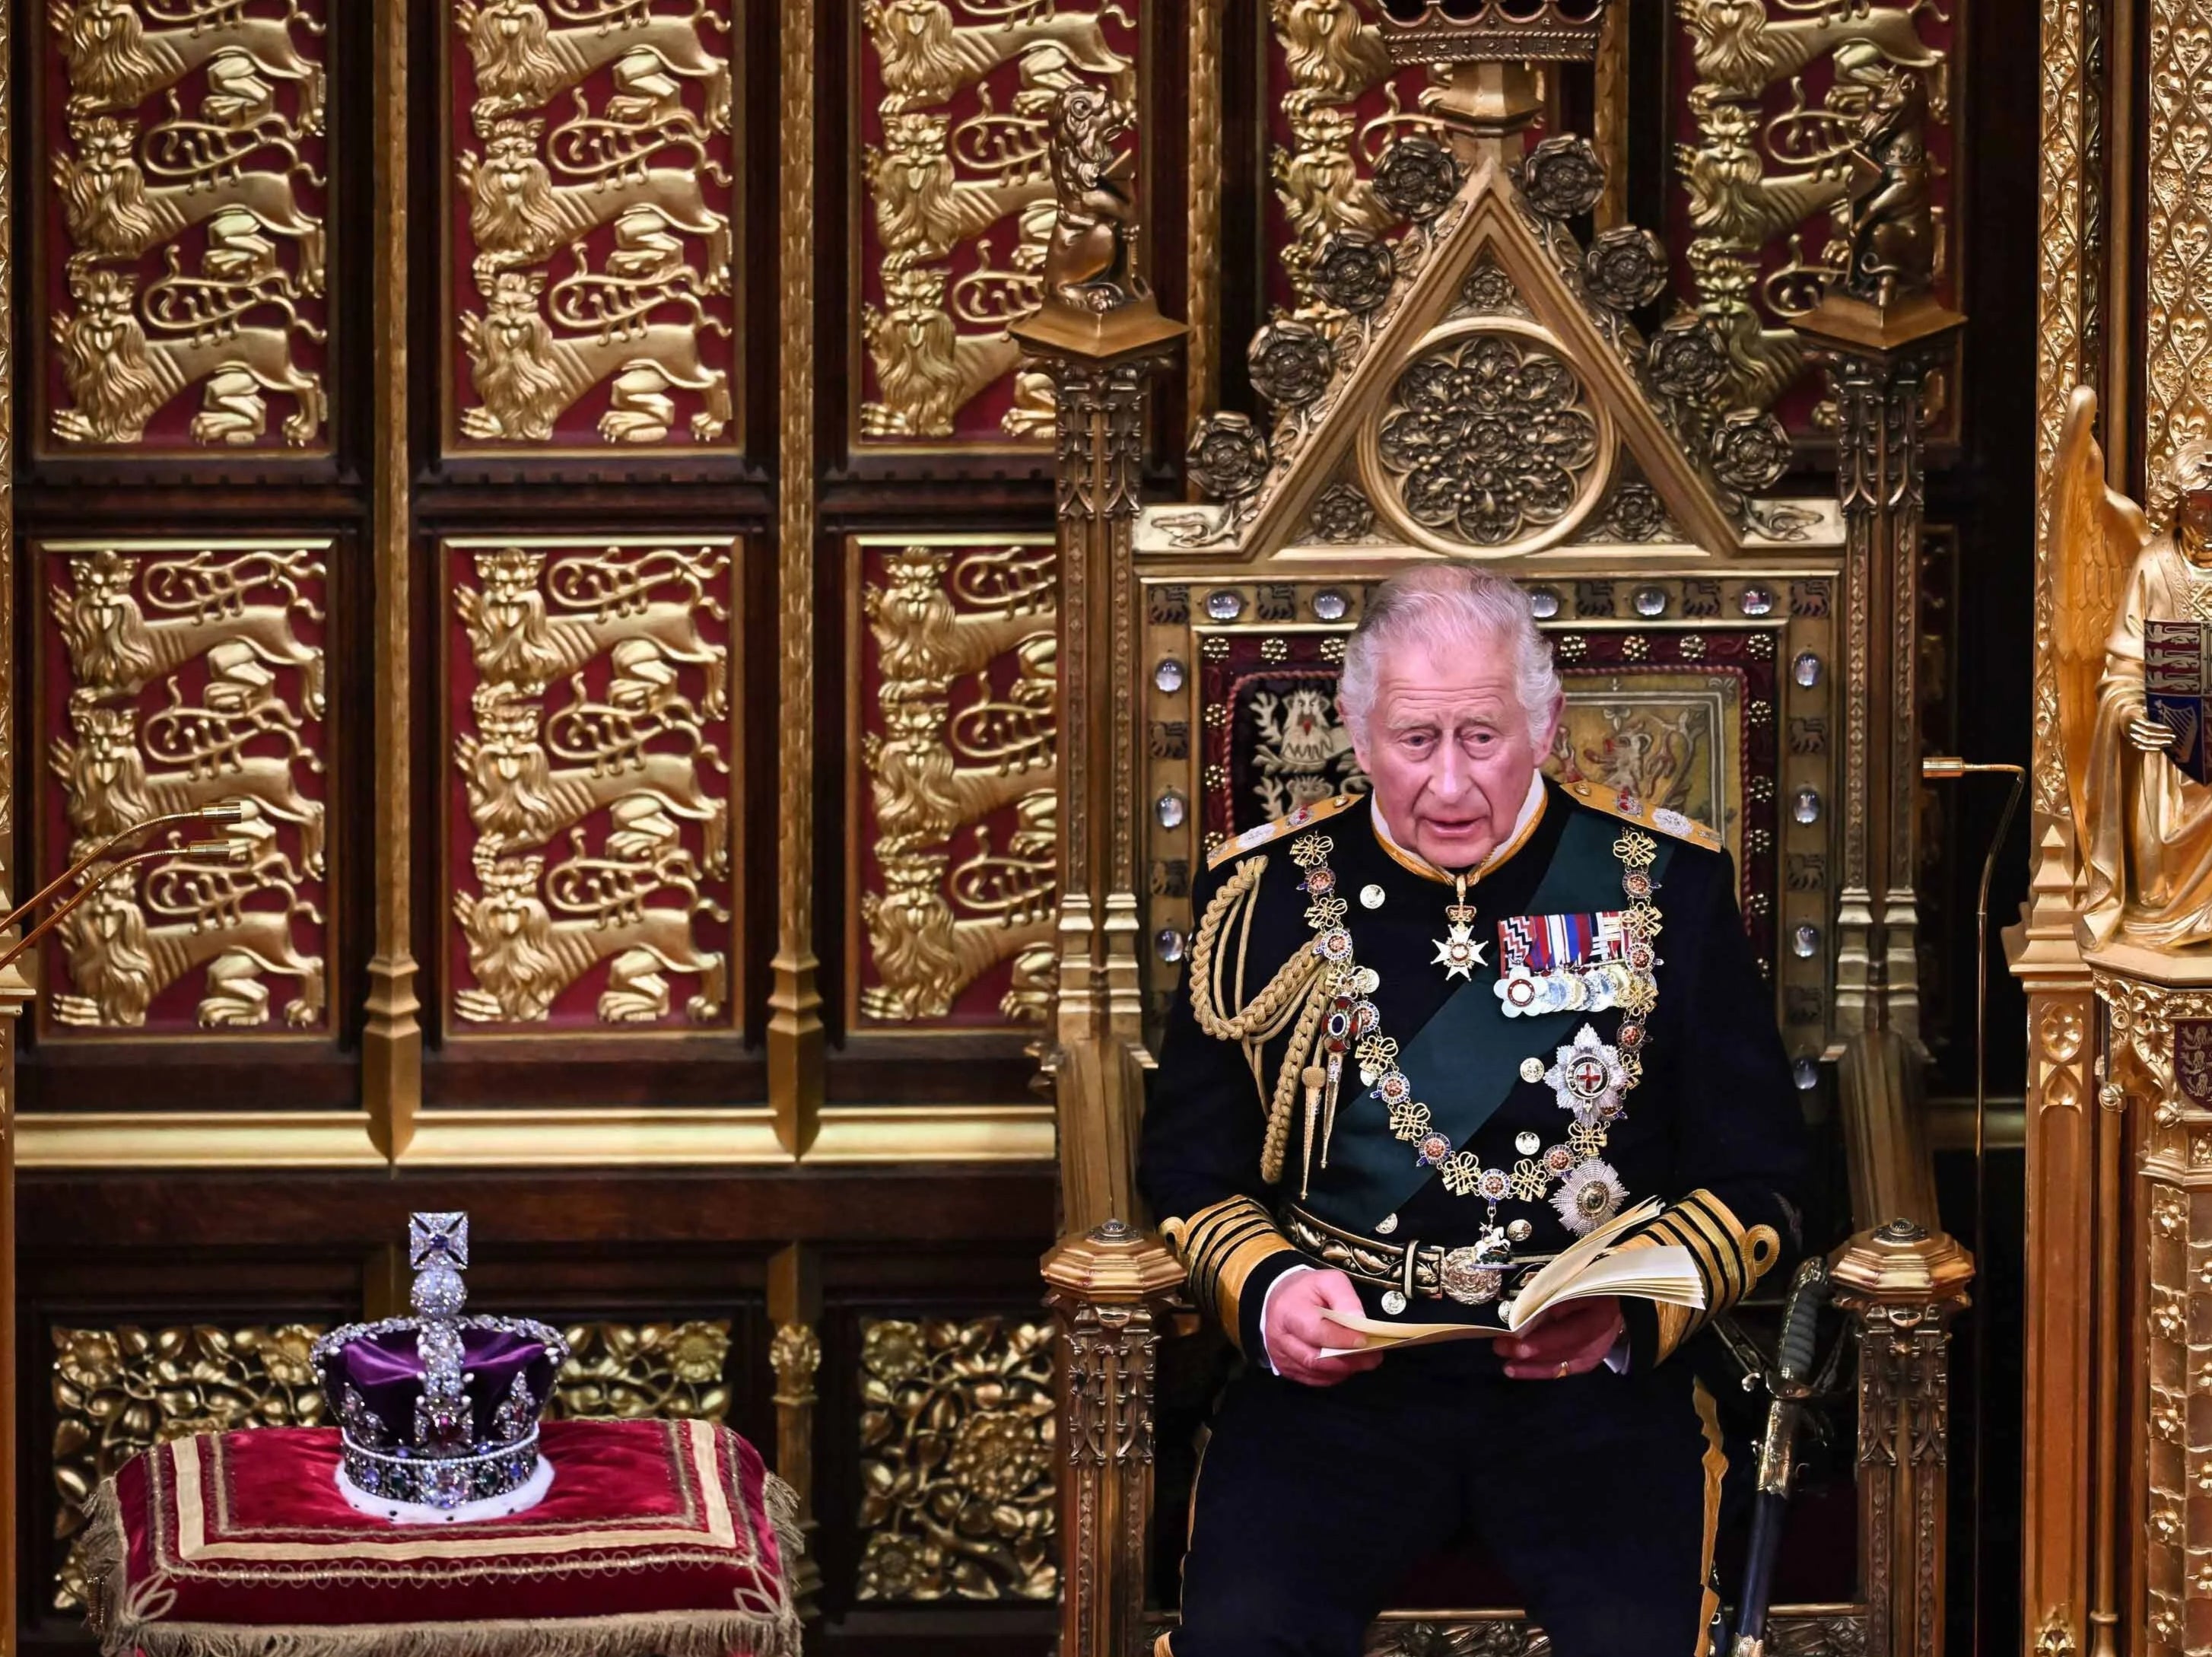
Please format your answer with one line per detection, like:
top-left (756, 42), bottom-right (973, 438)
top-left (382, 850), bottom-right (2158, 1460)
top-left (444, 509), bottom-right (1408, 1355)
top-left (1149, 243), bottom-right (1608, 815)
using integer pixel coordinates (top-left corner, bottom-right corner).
top-left (1375, 0), bottom-right (1610, 65)
top-left (312, 1213), bottom-right (570, 1518)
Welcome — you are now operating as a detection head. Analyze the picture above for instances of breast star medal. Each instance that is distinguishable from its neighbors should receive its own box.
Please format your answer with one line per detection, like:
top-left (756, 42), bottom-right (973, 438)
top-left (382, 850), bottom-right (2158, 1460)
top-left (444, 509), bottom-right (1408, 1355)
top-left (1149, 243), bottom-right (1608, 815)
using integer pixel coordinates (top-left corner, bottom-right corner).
top-left (1432, 873), bottom-right (1487, 981)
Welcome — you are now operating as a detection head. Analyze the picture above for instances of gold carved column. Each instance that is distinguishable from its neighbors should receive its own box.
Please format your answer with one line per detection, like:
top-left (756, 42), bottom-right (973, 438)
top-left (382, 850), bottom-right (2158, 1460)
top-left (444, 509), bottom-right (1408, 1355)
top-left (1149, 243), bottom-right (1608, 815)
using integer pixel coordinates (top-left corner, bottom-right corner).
top-left (2017, 0), bottom-right (2113, 1647)
top-left (771, 0), bottom-right (825, 1154)
top-left (1009, 104), bottom-right (1183, 1232)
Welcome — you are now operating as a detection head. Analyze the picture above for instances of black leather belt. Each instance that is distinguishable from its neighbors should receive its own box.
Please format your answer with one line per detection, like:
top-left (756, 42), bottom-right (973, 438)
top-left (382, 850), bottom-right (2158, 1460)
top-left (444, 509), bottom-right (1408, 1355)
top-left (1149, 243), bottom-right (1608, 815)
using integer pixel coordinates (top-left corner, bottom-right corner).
top-left (1282, 1204), bottom-right (1559, 1308)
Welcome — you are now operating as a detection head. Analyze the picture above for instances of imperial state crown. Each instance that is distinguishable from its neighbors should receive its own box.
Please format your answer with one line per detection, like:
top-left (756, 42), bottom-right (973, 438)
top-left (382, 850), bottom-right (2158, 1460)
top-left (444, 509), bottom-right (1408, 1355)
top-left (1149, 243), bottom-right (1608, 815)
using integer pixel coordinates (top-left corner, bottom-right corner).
top-left (310, 1212), bottom-right (570, 1521)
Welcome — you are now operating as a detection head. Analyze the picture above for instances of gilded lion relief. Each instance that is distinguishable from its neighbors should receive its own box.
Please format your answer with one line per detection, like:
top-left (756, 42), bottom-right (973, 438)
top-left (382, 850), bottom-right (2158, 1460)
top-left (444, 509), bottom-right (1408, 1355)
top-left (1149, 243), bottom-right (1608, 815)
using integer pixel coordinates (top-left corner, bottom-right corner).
top-left (1673, 0), bottom-right (1953, 413)
top-left (856, 0), bottom-right (1139, 444)
top-left (1265, 0), bottom-right (1422, 313)
top-left (39, 0), bottom-right (331, 452)
top-left (447, 0), bottom-right (742, 450)
top-left (444, 537), bottom-right (738, 1029)
top-left (36, 539), bottom-right (331, 1032)
top-left (850, 536), bottom-right (1057, 1027)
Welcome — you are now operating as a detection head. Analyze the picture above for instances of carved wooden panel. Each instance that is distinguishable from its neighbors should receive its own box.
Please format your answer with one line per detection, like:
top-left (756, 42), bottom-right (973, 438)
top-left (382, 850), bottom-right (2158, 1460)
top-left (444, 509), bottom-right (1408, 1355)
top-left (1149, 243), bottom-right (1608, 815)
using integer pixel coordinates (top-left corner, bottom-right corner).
top-left (847, 535), bottom-right (1057, 1030)
top-left (853, 0), bottom-right (1139, 447)
top-left (37, 0), bottom-right (332, 454)
top-left (854, 1315), bottom-right (1056, 1601)
top-left (1140, 571), bottom-right (1833, 1064)
top-left (442, 535), bottom-right (740, 1032)
top-left (35, 537), bottom-right (332, 1035)
top-left (549, 1319), bottom-right (735, 1420)
top-left (443, 0), bottom-right (743, 452)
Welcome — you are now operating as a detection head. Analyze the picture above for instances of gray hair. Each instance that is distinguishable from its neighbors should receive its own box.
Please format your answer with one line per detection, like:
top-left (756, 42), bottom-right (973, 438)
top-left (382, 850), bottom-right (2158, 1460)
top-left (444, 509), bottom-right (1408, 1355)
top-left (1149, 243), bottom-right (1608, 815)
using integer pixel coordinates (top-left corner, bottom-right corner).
top-left (1336, 566), bottom-right (1562, 744)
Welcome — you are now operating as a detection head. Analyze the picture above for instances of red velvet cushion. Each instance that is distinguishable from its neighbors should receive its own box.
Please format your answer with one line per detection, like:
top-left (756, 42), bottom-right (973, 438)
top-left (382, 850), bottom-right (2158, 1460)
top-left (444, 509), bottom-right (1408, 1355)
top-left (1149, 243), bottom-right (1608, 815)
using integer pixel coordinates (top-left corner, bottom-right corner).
top-left (87, 1418), bottom-right (800, 1657)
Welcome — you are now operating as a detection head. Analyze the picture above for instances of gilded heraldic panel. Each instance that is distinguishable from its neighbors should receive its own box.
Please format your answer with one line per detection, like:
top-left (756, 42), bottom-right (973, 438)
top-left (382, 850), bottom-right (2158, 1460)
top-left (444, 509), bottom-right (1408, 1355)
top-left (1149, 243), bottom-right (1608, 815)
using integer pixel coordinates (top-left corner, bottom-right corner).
top-left (852, 536), bottom-right (1058, 1028)
top-left (37, 539), bottom-right (330, 1035)
top-left (1673, 0), bottom-right (1955, 416)
top-left (40, 0), bottom-right (331, 453)
top-left (857, 0), bottom-right (1139, 445)
top-left (447, 0), bottom-right (742, 450)
top-left (855, 1316), bottom-right (1057, 1601)
top-left (444, 537), bottom-right (737, 1031)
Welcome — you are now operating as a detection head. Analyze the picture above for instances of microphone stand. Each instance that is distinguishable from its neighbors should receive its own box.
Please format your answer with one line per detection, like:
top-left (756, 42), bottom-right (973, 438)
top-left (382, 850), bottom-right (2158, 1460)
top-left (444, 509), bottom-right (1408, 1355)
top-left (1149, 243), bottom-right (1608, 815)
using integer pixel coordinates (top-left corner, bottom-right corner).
top-left (0, 803), bottom-right (253, 977)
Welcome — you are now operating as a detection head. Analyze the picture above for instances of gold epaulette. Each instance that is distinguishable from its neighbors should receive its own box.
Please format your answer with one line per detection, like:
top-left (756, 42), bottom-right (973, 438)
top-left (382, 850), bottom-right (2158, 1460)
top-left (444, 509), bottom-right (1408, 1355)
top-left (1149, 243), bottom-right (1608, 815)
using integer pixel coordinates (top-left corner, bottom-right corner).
top-left (1560, 780), bottom-right (1724, 853)
top-left (1206, 792), bottom-right (1363, 870)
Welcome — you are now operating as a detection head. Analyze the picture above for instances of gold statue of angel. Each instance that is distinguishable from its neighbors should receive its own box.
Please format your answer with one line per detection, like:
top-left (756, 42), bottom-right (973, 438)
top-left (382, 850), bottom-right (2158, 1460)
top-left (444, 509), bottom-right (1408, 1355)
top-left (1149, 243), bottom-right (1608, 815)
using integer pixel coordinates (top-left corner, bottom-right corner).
top-left (2055, 383), bottom-right (2212, 948)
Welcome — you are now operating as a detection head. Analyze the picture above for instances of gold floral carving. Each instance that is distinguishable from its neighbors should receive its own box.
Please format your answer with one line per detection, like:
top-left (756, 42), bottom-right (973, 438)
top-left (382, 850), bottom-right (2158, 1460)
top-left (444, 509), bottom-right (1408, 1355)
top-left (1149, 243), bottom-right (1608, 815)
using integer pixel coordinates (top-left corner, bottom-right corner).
top-left (858, 0), bottom-right (1135, 440)
top-left (42, 541), bottom-right (329, 1030)
top-left (43, 0), bottom-right (330, 450)
top-left (2036, 0), bottom-right (2093, 819)
top-left (449, 539), bottom-right (733, 1027)
top-left (856, 1316), bottom-right (1057, 1601)
top-left (548, 1321), bottom-right (732, 1420)
top-left (450, 0), bottom-right (738, 447)
top-left (1364, 1621), bottom-right (1867, 1657)
top-left (1676, 0), bottom-right (1947, 409)
top-left (859, 541), bottom-right (1058, 1025)
top-left (50, 1324), bottom-right (324, 1612)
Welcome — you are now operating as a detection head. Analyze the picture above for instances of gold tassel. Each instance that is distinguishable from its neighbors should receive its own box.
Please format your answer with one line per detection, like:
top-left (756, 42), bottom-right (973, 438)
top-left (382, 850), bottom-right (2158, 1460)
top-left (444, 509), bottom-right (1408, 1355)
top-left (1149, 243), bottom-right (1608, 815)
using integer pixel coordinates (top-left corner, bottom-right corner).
top-left (1299, 1065), bottom-right (1326, 1199)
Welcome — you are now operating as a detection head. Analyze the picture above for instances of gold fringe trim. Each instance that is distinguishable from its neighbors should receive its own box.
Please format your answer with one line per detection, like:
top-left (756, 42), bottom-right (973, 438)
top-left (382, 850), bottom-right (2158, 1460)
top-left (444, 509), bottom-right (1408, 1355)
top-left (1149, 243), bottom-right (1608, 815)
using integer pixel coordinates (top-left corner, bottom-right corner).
top-left (88, 1468), bottom-right (807, 1657)
top-left (116, 1607), bottom-right (798, 1657)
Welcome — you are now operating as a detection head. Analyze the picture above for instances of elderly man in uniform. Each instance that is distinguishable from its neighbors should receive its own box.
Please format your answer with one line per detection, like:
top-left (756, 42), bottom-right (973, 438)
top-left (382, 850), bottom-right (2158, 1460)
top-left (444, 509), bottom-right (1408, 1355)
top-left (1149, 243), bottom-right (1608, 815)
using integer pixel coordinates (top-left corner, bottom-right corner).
top-left (1139, 565), bottom-right (1807, 1657)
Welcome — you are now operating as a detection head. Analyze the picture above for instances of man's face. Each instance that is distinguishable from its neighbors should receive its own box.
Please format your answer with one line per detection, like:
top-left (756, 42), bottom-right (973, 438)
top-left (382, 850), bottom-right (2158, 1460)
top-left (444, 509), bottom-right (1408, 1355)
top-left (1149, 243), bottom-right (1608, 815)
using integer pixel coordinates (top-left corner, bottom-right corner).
top-left (1346, 631), bottom-right (1558, 871)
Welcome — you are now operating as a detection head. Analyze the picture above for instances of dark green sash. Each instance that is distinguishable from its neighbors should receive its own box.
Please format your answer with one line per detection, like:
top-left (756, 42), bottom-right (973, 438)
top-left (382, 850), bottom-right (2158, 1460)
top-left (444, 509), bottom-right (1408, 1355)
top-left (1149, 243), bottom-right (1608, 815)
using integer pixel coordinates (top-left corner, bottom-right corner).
top-left (1308, 810), bottom-right (1677, 1233)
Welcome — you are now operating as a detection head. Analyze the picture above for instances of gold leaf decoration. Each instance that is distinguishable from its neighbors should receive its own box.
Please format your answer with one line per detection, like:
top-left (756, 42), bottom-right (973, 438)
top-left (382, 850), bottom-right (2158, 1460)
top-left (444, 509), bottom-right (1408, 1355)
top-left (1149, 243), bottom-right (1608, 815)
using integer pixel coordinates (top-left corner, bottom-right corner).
top-left (548, 1321), bottom-right (733, 1423)
top-left (856, 1316), bottom-right (1056, 1601)
top-left (50, 1325), bottom-right (326, 1612)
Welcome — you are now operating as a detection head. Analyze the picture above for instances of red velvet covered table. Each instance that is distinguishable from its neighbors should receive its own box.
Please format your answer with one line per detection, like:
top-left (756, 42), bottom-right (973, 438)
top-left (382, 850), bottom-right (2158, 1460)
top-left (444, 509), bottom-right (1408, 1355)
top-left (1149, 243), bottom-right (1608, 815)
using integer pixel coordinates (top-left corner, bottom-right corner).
top-left (84, 1417), bottom-right (802, 1657)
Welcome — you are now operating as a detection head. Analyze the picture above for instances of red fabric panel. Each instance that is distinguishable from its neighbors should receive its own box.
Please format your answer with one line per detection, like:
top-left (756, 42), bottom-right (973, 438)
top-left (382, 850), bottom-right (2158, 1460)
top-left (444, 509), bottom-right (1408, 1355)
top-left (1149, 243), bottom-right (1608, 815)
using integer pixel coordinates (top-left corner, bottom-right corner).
top-left (103, 1419), bottom-right (793, 1633)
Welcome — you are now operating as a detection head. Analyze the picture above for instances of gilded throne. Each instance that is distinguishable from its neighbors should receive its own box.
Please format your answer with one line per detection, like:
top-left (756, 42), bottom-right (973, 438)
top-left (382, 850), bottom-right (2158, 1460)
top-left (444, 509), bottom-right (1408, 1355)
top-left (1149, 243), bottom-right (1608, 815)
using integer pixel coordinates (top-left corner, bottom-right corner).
top-left (1017, 5), bottom-right (1970, 1655)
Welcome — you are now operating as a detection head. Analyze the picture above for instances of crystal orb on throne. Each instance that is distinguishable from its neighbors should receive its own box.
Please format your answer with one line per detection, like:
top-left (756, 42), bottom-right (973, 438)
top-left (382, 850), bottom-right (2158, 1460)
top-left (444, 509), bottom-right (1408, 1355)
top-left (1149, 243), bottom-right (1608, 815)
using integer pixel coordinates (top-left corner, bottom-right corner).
top-left (310, 1213), bottom-right (570, 1524)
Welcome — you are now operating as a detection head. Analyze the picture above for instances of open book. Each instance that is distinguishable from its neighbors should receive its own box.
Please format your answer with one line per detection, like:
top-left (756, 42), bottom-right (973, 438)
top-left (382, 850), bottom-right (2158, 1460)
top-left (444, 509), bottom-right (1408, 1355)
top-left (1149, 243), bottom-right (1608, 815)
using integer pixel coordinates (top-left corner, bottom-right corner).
top-left (1317, 1199), bottom-right (1704, 1356)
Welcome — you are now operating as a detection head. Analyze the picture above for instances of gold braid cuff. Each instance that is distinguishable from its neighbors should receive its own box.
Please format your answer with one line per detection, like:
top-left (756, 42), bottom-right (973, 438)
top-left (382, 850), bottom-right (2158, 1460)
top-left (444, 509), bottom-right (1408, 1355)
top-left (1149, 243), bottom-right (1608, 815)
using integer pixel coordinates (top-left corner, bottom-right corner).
top-left (1616, 1188), bottom-right (1783, 1364)
top-left (1160, 1196), bottom-right (1297, 1351)
top-left (1187, 855), bottom-right (1327, 1186)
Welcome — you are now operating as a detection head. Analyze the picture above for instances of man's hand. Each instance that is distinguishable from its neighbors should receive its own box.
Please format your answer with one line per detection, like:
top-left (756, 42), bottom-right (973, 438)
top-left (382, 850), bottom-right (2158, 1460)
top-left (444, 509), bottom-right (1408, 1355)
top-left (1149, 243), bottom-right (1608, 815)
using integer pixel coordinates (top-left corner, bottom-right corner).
top-left (1263, 1269), bottom-right (1386, 1387)
top-left (2130, 711), bottom-right (2179, 752)
top-left (1500, 1295), bottom-right (1624, 1380)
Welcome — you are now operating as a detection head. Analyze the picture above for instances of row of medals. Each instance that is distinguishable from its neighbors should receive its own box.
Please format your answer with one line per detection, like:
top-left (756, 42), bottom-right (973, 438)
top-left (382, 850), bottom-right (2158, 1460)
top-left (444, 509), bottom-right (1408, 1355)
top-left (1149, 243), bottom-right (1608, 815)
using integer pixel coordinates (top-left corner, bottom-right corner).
top-left (1285, 828), bottom-right (1664, 1312)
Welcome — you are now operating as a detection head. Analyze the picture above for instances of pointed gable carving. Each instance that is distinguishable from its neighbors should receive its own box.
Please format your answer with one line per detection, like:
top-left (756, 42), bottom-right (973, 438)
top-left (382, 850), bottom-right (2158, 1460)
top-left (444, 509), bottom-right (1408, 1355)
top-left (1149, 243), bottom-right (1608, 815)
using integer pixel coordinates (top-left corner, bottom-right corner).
top-left (1168, 145), bottom-right (1751, 561)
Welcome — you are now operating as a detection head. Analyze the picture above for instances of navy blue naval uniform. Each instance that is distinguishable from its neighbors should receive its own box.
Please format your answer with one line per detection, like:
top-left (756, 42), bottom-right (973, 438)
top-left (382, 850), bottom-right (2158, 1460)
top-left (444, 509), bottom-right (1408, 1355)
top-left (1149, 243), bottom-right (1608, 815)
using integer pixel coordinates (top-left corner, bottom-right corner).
top-left (1138, 780), bottom-right (1807, 1657)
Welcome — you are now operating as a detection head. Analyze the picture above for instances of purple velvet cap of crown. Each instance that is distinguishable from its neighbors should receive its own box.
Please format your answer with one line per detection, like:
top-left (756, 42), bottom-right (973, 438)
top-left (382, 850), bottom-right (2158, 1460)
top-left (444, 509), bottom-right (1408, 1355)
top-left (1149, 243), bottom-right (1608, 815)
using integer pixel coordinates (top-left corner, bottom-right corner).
top-left (327, 1328), bottom-right (556, 1444)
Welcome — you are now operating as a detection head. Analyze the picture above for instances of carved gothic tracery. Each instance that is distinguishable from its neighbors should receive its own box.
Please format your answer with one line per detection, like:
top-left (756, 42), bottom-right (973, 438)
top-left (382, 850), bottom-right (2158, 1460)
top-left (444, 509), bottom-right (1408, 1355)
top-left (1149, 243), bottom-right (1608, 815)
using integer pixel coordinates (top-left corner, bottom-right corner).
top-left (858, 539), bottom-right (1058, 1026)
top-left (450, 0), bottom-right (739, 448)
top-left (448, 539), bottom-right (734, 1027)
top-left (41, 541), bottom-right (329, 1031)
top-left (859, 0), bottom-right (1137, 442)
top-left (43, 0), bottom-right (330, 450)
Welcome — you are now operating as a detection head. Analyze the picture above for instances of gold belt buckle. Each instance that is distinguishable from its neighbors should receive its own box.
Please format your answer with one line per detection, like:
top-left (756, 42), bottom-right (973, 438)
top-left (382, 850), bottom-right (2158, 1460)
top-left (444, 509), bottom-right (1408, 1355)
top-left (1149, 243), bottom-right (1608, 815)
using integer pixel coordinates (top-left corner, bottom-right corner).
top-left (1438, 1246), bottom-right (1504, 1306)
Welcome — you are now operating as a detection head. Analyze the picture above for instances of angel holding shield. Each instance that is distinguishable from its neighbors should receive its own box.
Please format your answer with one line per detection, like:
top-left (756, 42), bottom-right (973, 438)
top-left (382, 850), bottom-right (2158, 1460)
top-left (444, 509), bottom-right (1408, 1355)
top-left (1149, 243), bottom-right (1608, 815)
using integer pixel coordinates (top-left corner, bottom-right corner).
top-left (2056, 385), bottom-right (2212, 949)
